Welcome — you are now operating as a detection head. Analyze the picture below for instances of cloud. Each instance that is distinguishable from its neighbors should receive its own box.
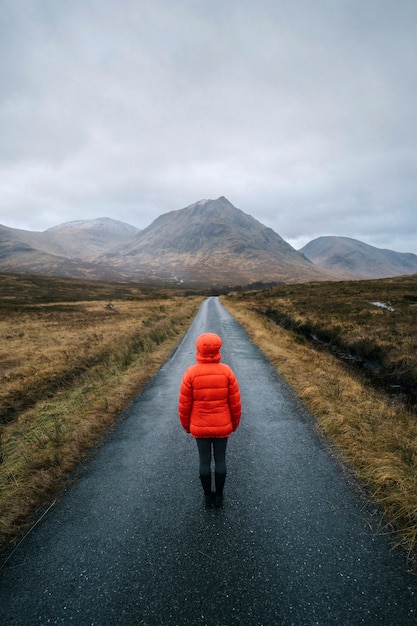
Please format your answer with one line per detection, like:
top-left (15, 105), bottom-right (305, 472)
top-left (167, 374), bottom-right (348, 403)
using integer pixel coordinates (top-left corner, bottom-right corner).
top-left (0, 0), bottom-right (416, 253)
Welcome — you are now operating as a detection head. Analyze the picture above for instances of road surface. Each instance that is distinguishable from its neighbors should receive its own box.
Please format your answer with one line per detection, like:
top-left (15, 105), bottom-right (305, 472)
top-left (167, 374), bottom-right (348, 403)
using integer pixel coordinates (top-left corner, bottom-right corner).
top-left (1, 297), bottom-right (416, 625)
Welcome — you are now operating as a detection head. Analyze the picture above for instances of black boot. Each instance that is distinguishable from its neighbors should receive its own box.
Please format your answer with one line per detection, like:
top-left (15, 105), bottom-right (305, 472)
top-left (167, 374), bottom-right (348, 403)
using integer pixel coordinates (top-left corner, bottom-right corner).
top-left (214, 472), bottom-right (226, 508)
top-left (199, 473), bottom-right (214, 507)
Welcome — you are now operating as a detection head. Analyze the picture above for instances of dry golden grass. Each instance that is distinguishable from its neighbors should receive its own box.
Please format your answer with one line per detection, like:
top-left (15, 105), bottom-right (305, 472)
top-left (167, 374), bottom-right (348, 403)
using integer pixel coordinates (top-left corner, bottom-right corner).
top-left (237, 276), bottom-right (417, 406)
top-left (0, 275), bottom-right (203, 546)
top-left (223, 293), bottom-right (417, 559)
top-left (1, 300), bottom-right (185, 422)
top-left (3, 270), bottom-right (417, 561)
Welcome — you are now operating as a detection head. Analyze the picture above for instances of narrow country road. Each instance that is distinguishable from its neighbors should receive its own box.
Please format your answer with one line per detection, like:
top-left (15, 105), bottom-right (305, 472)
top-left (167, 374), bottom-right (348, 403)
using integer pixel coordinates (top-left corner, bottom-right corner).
top-left (1, 297), bottom-right (416, 625)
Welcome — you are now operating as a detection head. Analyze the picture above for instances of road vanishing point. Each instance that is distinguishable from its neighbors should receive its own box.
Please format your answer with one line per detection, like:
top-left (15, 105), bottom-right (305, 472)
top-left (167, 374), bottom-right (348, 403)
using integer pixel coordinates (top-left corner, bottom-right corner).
top-left (0, 297), bottom-right (416, 625)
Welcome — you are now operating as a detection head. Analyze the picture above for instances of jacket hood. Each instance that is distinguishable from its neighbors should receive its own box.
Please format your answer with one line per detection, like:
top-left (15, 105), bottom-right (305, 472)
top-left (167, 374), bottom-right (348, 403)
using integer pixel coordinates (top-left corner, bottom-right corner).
top-left (196, 333), bottom-right (222, 363)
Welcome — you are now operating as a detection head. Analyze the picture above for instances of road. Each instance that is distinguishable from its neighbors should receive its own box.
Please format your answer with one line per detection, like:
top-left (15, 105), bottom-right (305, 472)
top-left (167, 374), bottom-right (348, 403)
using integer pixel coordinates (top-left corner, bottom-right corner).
top-left (0, 296), bottom-right (416, 625)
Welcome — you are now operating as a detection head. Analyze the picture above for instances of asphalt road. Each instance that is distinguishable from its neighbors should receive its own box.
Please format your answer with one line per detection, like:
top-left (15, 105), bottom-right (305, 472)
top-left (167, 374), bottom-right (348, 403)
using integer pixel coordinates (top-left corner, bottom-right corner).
top-left (1, 297), bottom-right (416, 625)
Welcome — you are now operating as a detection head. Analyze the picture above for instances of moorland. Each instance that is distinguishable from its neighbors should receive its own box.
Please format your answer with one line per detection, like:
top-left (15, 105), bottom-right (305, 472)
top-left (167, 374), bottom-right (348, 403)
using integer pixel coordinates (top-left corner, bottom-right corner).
top-left (0, 273), bottom-right (203, 547)
top-left (1, 271), bottom-right (417, 561)
top-left (223, 273), bottom-right (417, 558)
top-left (226, 275), bottom-right (417, 407)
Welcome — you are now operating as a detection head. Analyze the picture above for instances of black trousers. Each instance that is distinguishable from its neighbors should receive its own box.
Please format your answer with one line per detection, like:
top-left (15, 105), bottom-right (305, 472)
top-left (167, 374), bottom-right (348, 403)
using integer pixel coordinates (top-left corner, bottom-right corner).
top-left (196, 438), bottom-right (228, 475)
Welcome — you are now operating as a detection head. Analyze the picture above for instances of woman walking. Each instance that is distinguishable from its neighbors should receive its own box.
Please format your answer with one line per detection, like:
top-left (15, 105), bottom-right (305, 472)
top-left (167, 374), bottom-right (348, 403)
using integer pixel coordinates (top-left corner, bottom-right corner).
top-left (178, 333), bottom-right (241, 508)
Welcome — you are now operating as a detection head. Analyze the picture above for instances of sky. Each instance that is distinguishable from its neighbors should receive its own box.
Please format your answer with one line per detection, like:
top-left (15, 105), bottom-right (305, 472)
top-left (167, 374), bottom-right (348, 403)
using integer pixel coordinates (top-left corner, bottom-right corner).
top-left (1, 0), bottom-right (417, 253)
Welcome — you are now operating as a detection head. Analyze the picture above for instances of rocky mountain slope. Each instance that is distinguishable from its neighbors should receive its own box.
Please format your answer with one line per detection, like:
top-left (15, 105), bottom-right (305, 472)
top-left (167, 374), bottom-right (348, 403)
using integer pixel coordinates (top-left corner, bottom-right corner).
top-left (300, 236), bottom-right (417, 280)
top-left (99, 197), bottom-right (329, 285)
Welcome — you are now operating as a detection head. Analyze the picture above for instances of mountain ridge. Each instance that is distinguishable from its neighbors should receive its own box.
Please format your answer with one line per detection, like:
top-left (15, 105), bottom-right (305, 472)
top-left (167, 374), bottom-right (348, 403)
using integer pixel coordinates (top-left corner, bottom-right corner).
top-left (1, 199), bottom-right (416, 285)
top-left (1, 217), bottom-right (139, 261)
top-left (300, 236), bottom-right (417, 280)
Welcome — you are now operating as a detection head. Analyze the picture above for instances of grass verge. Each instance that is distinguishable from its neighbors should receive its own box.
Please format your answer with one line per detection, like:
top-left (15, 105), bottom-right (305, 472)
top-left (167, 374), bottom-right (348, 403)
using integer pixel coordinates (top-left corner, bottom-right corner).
top-left (0, 293), bottom-right (202, 548)
top-left (222, 295), bottom-right (417, 561)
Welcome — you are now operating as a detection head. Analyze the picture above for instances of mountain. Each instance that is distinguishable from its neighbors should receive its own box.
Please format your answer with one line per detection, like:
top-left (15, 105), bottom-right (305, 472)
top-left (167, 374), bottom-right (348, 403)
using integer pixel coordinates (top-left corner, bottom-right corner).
top-left (0, 219), bottom-right (138, 279)
top-left (99, 197), bottom-right (330, 285)
top-left (45, 218), bottom-right (140, 259)
top-left (300, 236), bottom-right (417, 279)
top-left (22, 218), bottom-right (139, 259)
top-left (1, 201), bottom-right (415, 286)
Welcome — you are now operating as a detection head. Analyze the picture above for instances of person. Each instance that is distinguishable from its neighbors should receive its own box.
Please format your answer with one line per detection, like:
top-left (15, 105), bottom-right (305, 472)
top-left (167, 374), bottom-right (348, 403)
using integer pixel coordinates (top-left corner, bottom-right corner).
top-left (178, 332), bottom-right (241, 508)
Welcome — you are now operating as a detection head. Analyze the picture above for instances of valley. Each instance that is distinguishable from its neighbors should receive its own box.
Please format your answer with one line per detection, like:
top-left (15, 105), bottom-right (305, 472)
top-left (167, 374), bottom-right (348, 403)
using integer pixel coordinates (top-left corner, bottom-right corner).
top-left (1, 272), bottom-right (417, 560)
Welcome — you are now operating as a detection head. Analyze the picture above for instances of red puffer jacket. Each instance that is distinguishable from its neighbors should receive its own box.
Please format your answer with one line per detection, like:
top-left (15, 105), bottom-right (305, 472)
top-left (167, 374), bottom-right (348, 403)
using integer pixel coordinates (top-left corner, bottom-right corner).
top-left (178, 333), bottom-right (241, 438)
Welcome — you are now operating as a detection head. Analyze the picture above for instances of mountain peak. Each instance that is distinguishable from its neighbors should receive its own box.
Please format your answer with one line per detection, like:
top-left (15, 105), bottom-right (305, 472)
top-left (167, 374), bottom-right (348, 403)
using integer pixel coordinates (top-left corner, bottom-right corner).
top-left (101, 197), bottom-right (328, 285)
top-left (183, 196), bottom-right (235, 216)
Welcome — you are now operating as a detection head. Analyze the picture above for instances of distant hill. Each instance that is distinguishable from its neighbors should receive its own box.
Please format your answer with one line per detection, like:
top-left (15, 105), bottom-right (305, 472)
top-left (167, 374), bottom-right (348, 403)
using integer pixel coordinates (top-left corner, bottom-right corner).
top-left (0, 219), bottom-right (138, 279)
top-left (21, 218), bottom-right (139, 259)
top-left (42, 217), bottom-right (140, 259)
top-left (99, 197), bottom-right (330, 285)
top-left (300, 236), bottom-right (417, 279)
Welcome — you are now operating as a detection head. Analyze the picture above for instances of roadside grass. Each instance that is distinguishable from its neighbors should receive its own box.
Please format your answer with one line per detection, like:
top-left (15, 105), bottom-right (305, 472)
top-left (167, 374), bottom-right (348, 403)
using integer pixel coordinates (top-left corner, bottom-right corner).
top-left (234, 275), bottom-right (417, 408)
top-left (222, 280), bottom-right (417, 559)
top-left (0, 274), bottom-right (203, 547)
top-left (3, 271), bottom-right (417, 559)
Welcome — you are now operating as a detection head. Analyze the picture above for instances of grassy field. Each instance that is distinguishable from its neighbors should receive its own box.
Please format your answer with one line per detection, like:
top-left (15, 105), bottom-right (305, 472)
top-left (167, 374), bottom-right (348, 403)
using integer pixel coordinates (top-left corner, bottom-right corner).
top-left (230, 275), bottom-right (417, 408)
top-left (223, 274), bottom-right (417, 559)
top-left (0, 273), bottom-right (203, 548)
top-left (2, 271), bottom-right (417, 562)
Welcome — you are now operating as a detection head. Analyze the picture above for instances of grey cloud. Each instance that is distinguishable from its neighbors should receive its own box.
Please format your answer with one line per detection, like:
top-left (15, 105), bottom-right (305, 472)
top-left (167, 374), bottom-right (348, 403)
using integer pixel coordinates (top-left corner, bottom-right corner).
top-left (0, 0), bottom-right (416, 253)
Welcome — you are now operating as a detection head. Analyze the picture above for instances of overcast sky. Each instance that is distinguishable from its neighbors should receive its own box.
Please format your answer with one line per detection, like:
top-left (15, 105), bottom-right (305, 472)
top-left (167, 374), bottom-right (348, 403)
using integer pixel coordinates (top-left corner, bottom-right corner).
top-left (1, 0), bottom-right (416, 253)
